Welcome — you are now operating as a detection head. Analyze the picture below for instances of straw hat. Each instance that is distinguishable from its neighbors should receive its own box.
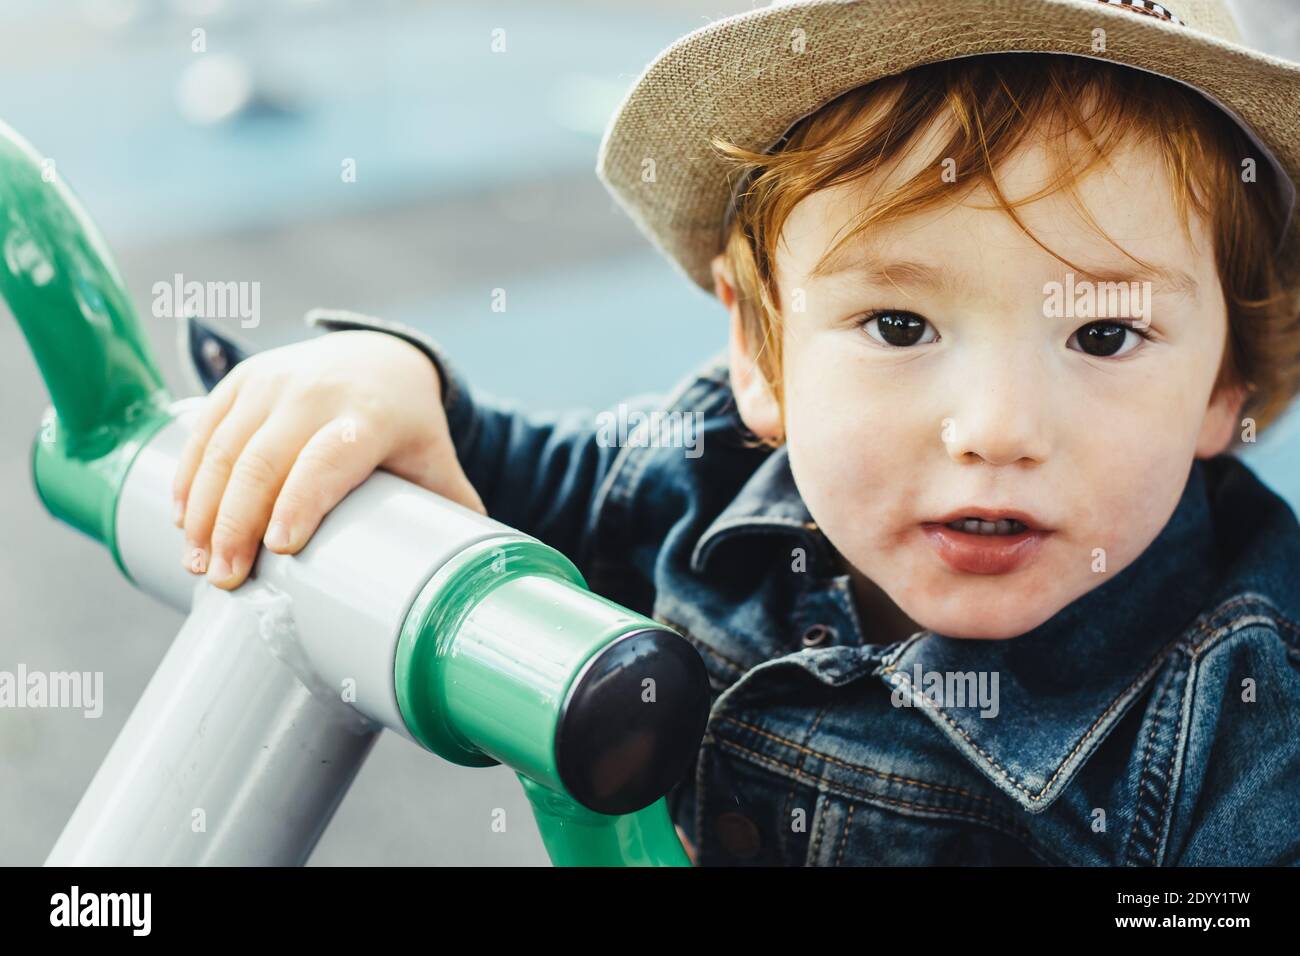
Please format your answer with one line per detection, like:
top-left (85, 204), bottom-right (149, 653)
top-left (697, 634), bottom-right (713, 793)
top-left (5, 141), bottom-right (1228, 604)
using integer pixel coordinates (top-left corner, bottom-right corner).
top-left (595, 0), bottom-right (1300, 294)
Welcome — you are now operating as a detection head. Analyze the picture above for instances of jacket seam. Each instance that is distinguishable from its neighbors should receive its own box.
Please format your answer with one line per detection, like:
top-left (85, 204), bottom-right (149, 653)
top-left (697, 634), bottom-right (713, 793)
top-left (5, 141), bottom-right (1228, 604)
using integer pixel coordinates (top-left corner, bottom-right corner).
top-left (1156, 654), bottom-right (1195, 867)
top-left (712, 736), bottom-right (1050, 854)
top-left (1124, 687), bottom-right (1161, 865)
top-left (782, 781), bottom-right (803, 865)
top-left (809, 790), bottom-right (831, 864)
top-left (717, 714), bottom-right (1007, 810)
top-left (834, 803), bottom-right (855, 867)
top-left (1123, 667), bottom-right (1179, 866)
top-left (1185, 595), bottom-right (1296, 656)
top-left (781, 704), bottom-right (831, 865)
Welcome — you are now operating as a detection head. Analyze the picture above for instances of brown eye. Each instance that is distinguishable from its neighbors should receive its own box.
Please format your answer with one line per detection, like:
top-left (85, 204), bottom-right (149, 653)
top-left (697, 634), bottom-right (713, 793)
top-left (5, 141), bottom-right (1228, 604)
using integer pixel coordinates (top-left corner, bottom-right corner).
top-left (862, 311), bottom-right (936, 347)
top-left (1068, 321), bottom-right (1148, 357)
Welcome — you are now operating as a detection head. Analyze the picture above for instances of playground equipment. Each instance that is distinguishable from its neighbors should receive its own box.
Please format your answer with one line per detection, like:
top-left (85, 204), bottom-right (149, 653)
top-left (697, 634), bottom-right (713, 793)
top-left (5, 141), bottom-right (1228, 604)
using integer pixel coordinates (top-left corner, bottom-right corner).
top-left (0, 118), bottom-right (709, 866)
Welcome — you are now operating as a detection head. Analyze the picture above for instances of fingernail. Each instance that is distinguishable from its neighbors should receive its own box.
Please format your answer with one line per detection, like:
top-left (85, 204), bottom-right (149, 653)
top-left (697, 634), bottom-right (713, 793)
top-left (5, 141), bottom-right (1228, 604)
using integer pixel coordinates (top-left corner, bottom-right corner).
top-left (265, 521), bottom-right (290, 550)
top-left (207, 553), bottom-right (231, 582)
top-left (172, 498), bottom-right (185, 526)
top-left (183, 546), bottom-right (207, 574)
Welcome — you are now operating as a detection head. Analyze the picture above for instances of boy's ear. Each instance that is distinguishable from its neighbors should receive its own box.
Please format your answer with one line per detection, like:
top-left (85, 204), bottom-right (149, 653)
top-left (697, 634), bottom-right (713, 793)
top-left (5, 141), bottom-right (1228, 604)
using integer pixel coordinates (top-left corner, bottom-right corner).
top-left (712, 253), bottom-right (783, 442)
top-left (1194, 381), bottom-right (1247, 458)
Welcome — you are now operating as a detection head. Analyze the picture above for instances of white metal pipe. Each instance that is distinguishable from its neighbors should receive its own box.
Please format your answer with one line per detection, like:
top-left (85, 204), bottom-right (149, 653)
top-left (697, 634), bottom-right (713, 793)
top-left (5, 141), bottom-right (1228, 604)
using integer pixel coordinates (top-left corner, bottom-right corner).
top-left (113, 399), bottom-right (522, 734)
top-left (45, 584), bottom-right (379, 865)
top-left (47, 399), bottom-right (527, 865)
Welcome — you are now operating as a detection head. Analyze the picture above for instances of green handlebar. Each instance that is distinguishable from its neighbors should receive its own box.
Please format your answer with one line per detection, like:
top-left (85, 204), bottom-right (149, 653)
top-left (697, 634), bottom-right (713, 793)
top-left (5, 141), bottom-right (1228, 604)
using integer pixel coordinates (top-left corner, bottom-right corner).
top-left (521, 775), bottom-right (691, 866)
top-left (0, 119), bottom-right (172, 569)
top-left (396, 535), bottom-right (704, 862)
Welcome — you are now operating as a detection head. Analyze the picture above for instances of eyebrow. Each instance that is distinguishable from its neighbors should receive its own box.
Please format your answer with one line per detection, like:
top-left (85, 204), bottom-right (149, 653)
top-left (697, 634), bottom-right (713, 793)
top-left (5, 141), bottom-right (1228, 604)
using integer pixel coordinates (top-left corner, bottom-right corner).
top-left (810, 249), bottom-right (1201, 302)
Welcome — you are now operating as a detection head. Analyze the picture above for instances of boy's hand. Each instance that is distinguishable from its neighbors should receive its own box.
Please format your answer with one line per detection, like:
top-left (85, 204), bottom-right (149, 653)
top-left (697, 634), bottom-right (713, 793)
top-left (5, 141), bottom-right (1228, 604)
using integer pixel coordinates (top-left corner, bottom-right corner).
top-left (172, 329), bottom-right (486, 590)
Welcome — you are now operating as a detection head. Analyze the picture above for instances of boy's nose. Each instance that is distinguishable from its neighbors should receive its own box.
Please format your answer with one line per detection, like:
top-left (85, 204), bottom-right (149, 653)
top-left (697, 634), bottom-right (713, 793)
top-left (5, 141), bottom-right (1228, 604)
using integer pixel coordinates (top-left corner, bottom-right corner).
top-left (940, 347), bottom-right (1052, 467)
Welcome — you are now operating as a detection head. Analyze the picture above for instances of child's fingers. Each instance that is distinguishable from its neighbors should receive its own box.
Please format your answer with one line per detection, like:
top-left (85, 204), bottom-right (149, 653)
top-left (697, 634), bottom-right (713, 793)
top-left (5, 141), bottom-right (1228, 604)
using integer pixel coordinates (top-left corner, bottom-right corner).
top-left (204, 410), bottom-right (322, 590)
top-left (180, 391), bottom-right (271, 574)
top-left (263, 416), bottom-right (387, 555)
top-left (172, 370), bottom-right (244, 523)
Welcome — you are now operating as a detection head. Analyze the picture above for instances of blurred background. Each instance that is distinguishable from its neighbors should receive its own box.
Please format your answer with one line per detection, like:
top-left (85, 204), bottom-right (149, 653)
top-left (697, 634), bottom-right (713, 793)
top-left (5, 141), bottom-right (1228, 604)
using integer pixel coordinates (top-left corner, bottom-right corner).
top-left (1, 0), bottom-right (1298, 866)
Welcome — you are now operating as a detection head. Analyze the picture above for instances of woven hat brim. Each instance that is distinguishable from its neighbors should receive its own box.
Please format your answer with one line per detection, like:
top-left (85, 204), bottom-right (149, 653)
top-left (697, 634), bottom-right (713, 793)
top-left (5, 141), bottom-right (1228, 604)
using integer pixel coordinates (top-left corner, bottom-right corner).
top-left (596, 0), bottom-right (1300, 295)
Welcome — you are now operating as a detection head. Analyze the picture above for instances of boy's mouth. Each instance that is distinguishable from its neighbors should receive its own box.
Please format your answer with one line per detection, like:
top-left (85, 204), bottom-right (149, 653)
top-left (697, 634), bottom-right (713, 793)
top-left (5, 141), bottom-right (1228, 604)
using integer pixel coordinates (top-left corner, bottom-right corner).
top-left (927, 507), bottom-right (1048, 533)
top-left (941, 517), bottom-right (1028, 536)
top-left (920, 508), bottom-right (1051, 575)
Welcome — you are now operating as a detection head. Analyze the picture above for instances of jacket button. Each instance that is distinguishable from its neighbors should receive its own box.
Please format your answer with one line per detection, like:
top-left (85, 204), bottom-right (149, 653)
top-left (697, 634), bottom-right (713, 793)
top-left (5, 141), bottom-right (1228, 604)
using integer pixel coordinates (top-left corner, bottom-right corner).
top-left (801, 623), bottom-right (835, 647)
top-left (714, 811), bottom-right (761, 859)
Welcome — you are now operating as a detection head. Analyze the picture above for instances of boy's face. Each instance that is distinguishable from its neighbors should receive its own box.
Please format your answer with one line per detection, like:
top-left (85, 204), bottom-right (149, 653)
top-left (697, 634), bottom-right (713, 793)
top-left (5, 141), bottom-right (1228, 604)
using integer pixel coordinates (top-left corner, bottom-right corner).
top-left (717, 123), bottom-right (1245, 640)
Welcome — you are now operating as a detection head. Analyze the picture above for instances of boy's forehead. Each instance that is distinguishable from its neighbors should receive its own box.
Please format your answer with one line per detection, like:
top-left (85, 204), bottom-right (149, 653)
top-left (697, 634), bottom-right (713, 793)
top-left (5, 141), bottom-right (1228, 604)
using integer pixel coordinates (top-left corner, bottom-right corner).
top-left (777, 130), bottom-right (1208, 287)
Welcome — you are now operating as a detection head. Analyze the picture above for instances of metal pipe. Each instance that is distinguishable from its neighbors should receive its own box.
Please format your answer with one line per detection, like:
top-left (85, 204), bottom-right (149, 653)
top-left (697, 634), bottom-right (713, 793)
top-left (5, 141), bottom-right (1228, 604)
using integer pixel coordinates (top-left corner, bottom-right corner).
top-left (45, 583), bottom-right (379, 866)
top-left (0, 116), bottom-right (704, 867)
top-left (0, 118), bottom-right (171, 569)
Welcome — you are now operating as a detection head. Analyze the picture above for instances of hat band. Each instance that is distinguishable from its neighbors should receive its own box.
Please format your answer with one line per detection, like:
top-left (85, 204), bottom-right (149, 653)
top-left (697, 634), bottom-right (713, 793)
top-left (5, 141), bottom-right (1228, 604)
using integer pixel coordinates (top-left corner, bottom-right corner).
top-left (1093, 0), bottom-right (1184, 27)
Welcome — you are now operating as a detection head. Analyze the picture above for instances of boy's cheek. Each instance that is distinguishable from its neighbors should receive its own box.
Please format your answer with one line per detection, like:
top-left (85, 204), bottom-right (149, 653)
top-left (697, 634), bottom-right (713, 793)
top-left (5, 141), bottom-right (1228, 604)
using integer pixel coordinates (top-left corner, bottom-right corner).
top-left (786, 399), bottom-right (918, 518)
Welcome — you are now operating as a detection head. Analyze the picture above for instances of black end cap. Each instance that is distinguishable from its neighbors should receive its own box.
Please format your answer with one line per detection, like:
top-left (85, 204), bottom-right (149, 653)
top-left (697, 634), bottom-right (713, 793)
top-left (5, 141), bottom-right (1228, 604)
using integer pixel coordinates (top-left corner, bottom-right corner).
top-left (555, 626), bottom-right (710, 816)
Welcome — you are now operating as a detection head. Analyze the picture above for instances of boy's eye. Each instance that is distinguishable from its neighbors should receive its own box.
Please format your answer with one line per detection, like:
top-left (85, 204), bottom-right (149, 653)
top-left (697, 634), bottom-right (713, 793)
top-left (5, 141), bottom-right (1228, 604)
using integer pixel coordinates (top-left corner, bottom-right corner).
top-left (856, 313), bottom-right (1152, 356)
top-left (861, 310), bottom-right (937, 348)
top-left (1067, 320), bottom-right (1152, 358)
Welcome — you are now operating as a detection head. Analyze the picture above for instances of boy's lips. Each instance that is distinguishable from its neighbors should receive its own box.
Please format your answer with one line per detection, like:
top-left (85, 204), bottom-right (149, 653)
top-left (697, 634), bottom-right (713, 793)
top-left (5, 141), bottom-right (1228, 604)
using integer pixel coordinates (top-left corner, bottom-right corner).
top-left (919, 507), bottom-right (1053, 575)
top-left (920, 525), bottom-right (1050, 575)
top-left (926, 507), bottom-right (1050, 531)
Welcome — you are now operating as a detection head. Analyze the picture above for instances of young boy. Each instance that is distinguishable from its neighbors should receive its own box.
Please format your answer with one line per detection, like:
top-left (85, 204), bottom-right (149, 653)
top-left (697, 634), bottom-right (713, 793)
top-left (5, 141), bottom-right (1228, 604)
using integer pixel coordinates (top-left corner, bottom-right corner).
top-left (172, 0), bottom-right (1300, 865)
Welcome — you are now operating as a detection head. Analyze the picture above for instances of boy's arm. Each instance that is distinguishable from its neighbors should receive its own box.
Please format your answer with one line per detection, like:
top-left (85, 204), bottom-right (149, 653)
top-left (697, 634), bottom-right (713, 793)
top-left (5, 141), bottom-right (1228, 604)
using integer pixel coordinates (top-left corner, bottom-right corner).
top-left (304, 309), bottom-right (654, 573)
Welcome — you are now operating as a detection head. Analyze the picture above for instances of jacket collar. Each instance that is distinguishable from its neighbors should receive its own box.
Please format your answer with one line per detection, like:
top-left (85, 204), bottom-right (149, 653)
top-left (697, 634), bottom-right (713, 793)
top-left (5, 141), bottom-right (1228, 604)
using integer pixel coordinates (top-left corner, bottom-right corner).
top-left (690, 443), bottom-right (830, 574)
top-left (878, 458), bottom-right (1221, 814)
top-left (691, 436), bottom-right (1249, 814)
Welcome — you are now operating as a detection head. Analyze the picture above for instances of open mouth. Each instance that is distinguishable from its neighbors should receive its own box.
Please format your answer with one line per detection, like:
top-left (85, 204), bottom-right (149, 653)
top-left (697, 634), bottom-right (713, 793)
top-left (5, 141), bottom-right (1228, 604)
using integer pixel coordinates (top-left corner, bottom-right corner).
top-left (921, 509), bottom-right (1050, 575)
top-left (942, 517), bottom-right (1029, 536)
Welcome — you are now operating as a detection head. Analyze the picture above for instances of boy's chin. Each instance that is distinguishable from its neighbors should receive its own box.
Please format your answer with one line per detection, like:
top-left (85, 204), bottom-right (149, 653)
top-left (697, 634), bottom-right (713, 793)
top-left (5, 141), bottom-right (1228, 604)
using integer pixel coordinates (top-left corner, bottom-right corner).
top-left (912, 603), bottom-right (1060, 641)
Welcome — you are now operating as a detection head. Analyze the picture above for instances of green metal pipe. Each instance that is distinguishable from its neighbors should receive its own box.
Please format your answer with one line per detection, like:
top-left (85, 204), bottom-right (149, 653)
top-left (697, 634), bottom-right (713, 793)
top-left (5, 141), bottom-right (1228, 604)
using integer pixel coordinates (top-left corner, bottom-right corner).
top-left (396, 536), bottom-right (703, 864)
top-left (0, 119), bottom-right (172, 571)
top-left (519, 775), bottom-right (691, 867)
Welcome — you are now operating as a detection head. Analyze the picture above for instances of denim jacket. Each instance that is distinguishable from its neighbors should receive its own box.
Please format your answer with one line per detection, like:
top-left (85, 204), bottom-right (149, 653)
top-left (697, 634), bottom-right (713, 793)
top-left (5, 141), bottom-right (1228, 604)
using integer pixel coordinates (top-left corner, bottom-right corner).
top-left (304, 310), bottom-right (1300, 866)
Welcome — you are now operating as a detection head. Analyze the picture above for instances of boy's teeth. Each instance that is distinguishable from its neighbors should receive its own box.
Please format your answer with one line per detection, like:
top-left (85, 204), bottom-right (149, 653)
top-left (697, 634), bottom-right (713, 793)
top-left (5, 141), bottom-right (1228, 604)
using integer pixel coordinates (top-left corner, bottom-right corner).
top-left (944, 517), bottom-right (1026, 535)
